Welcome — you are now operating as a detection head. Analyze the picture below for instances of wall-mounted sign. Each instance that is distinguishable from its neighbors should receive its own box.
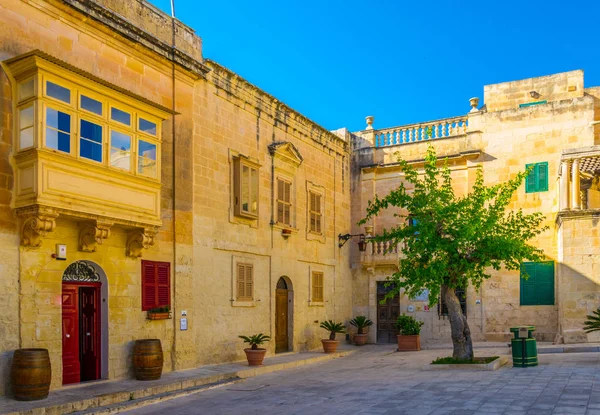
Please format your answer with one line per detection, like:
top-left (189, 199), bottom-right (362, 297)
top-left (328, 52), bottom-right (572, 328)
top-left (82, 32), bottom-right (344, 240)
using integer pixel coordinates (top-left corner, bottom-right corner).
top-left (411, 289), bottom-right (429, 302)
top-left (180, 318), bottom-right (188, 331)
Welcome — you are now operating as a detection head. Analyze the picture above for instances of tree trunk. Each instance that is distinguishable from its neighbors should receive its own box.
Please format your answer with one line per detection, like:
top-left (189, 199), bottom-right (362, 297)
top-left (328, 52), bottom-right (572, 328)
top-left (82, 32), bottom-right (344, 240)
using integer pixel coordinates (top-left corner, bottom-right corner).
top-left (442, 285), bottom-right (473, 360)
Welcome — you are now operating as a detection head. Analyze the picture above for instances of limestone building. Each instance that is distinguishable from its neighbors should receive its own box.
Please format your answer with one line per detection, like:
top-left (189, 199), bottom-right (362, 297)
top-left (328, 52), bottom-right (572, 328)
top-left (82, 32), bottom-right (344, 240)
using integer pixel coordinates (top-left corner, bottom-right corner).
top-left (0, 0), bottom-right (599, 397)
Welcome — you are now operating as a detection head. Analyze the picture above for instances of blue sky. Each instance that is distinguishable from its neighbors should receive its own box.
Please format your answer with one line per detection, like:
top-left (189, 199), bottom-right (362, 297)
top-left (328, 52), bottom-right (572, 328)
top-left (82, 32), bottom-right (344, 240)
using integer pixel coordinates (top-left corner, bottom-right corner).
top-left (150, 0), bottom-right (600, 132)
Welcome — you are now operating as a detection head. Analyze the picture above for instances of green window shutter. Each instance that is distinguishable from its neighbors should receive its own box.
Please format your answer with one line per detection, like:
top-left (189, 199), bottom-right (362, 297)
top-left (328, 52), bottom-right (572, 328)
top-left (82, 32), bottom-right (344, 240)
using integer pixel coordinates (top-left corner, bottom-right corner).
top-left (520, 262), bottom-right (537, 305)
top-left (520, 261), bottom-right (554, 306)
top-left (536, 261), bottom-right (554, 305)
top-left (537, 162), bottom-right (548, 192)
top-left (525, 163), bottom-right (537, 193)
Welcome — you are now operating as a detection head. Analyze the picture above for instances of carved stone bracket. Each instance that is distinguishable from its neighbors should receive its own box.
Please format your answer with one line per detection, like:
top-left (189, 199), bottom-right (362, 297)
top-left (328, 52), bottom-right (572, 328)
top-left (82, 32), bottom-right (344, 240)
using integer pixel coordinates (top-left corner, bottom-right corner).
top-left (18, 206), bottom-right (59, 247)
top-left (127, 227), bottom-right (158, 258)
top-left (79, 220), bottom-right (113, 252)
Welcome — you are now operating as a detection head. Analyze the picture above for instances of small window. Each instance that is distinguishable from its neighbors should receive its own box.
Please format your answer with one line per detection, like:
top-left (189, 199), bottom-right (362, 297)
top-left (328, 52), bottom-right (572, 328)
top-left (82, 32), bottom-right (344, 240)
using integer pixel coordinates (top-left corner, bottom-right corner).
top-left (79, 120), bottom-right (103, 162)
top-left (521, 261), bottom-right (554, 306)
top-left (236, 263), bottom-right (254, 301)
top-left (19, 79), bottom-right (34, 101)
top-left (309, 192), bottom-right (322, 234)
top-left (111, 107), bottom-right (131, 126)
top-left (81, 95), bottom-right (103, 116)
top-left (110, 131), bottom-right (131, 171)
top-left (141, 260), bottom-right (171, 311)
top-left (525, 162), bottom-right (548, 193)
top-left (46, 107), bottom-right (71, 153)
top-left (139, 118), bottom-right (157, 136)
top-left (138, 139), bottom-right (157, 177)
top-left (277, 178), bottom-right (292, 226)
top-left (439, 287), bottom-right (466, 316)
top-left (233, 158), bottom-right (259, 219)
top-left (311, 271), bottom-right (324, 302)
top-left (46, 81), bottom-right (70, 104)
top-left (19, 106), bottom-right (35, 149)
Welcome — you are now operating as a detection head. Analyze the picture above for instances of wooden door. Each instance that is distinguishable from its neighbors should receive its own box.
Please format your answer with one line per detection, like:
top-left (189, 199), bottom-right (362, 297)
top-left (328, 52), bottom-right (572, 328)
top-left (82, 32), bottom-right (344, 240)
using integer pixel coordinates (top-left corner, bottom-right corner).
top-left (79, 286), bottom-right (100, 382)
top-left (62, 285), bottom-right (80, 384)
top-left (377, 282), bottom-right (400, 343)
top-left (275, 288), bottom-right (288, 353)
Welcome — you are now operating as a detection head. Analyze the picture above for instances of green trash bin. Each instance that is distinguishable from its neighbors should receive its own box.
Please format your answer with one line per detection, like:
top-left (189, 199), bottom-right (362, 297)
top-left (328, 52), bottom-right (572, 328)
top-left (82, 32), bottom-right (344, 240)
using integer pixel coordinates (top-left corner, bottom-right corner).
top-left (510, 326), bottom-right (538, 367)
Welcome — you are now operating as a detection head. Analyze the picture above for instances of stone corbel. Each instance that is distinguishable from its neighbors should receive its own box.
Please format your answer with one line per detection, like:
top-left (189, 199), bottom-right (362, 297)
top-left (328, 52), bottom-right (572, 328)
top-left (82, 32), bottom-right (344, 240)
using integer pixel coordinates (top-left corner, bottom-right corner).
top-left (79, 220), bottom-right (113, 252)
top-left (18, 207), bottom-right (59, 247)
top-left (126, 227), bottom-right (158, 258)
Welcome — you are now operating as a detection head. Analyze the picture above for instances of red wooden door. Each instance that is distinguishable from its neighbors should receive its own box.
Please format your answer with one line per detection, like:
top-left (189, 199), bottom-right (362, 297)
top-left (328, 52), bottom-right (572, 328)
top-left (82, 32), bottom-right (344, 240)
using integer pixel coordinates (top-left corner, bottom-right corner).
top-left (62, 285), bottom-right (80, 384)
top-left (79, 287), bottom-right (100, 382)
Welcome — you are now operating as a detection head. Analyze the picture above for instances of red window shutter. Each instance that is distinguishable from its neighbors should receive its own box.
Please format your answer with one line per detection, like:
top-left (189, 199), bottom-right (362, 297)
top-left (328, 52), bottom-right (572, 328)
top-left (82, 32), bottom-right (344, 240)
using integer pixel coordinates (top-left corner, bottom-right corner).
top-left (156, 262), bottom-right (171, 307)
top-left (141, 260), bottom-right (157, 311)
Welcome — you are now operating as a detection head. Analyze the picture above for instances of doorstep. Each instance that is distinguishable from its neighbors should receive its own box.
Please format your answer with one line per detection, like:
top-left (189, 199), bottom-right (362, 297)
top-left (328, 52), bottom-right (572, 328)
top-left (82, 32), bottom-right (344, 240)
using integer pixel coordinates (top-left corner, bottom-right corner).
top-left (0, 347), bottom-right (357, 415)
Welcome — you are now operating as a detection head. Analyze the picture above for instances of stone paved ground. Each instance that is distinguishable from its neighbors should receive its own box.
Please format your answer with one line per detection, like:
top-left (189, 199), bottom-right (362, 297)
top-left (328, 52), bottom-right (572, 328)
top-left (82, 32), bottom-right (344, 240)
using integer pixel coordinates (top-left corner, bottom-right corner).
top-left (123, 345), bottom-right (600, 415)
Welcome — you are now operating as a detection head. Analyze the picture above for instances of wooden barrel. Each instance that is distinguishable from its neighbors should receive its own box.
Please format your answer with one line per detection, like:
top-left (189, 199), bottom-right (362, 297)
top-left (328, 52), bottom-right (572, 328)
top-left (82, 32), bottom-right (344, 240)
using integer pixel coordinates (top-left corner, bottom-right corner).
top-left (11, 349), bottom-right (51, 401)
top-left (133, 339), bottom-right (163, 381)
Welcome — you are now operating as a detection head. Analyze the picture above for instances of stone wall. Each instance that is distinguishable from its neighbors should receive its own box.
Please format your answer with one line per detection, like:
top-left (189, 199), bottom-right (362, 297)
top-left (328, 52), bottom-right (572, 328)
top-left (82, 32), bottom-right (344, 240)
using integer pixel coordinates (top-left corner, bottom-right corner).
top-left (189, 60), bottom-right (352, 364)
top-left (484, 70), bottom-right (584, 112)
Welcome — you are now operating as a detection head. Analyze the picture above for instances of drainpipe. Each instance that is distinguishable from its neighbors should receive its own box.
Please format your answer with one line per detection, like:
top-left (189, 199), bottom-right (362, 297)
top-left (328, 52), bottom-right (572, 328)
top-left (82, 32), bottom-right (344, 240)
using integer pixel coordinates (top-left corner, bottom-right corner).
top-left (170, 5), bottom-right (177, 372)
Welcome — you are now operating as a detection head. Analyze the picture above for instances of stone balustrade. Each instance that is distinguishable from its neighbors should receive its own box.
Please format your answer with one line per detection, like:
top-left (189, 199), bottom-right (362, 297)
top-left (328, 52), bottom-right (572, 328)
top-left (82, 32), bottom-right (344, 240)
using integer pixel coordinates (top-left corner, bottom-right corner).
top-left (361, 239), bottom-right (401, 267)
top-left (373, 116), bottom-right (468, 148)
top-left (559, 147), bottom-right (600, 212)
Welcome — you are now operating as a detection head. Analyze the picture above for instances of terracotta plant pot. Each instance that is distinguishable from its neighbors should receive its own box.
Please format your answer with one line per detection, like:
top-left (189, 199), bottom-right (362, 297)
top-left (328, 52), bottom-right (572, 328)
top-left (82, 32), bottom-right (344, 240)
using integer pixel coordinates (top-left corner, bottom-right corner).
top-left (397, 335), bottom-right (421, 352)
top-left (353, 333), bottom-right (368, 346)
top-left (244, 348), bottom-right (267, 366)
top-left (321, 339), bottom-right (339, 353)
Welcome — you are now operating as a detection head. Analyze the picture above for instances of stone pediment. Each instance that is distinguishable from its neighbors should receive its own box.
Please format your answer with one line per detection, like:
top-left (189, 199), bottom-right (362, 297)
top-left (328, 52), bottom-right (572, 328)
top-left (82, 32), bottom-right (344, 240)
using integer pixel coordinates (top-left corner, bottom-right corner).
top-left (268, 142), bottom-right (303, 167)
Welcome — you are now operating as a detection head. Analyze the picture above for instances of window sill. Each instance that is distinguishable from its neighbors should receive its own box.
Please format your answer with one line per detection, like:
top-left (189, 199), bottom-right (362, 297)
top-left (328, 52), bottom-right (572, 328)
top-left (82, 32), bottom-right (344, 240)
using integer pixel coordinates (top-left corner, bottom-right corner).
top-left (306, 231), bottom-right (326, 244)
top-left (231, 300), bottom-right (256, 307)
top-left (308, 301), bottom-right (325, 307)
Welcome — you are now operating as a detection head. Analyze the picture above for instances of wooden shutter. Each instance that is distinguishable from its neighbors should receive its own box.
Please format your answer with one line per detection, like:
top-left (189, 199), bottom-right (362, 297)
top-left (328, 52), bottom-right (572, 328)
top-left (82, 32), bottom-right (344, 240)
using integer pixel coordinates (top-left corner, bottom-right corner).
top-left (237, 263), bottom-right (253, 301)
top-left (156, 262), bottom-right (170, 307)
top-left (537, 162), bottom-right (548, 192)
top-left (312, 272), bottom-right (323, 302)
top-left (520, 262), bottom-right (538, 305)
top-left (525, 163), bottom-right (537, 193)
top-left (142, 260), bottom-right (157, 311)
top-left (536, 261), bottom-right (554, 305)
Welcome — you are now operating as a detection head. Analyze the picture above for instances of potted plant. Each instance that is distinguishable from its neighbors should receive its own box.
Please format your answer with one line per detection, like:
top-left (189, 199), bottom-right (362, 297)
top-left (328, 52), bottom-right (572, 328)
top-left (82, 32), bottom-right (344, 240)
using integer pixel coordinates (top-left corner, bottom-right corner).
top-left (349, 316), bottom-right (373, 346)
top-left (396, 314), bottom-right (424, 351)
top-left (239, 333), bottom-right (271, 366)
top-left (319, 320), bottom-right (346, 353)
top-left (147, 305), bottom-right (171, 320)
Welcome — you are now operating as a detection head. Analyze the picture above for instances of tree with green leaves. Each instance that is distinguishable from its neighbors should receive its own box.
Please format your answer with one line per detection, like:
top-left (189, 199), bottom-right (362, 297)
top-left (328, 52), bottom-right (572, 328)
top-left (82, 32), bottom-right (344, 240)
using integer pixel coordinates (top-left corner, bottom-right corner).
top-left (359, 146), bottom-right (548, 359)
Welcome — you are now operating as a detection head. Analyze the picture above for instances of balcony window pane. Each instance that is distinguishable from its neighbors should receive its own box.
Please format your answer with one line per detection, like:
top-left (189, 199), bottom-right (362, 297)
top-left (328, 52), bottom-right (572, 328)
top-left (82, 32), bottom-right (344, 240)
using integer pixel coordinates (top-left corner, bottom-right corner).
top-left (81, 95), bottom-right (103, 115)
top-left (19, 106), bottom-right (34, 149)
top-left (110, 130), bottom-right (131, 171)
top-left (111, 107), bottom-right (131, 126)
top-left (46, 81), bottom-right (70, 104)
top-left (250, 168), bottom-right (258, 214)
top-left (46, 107), bottom-right (70, 153)
top-left (19, 79), bottom-right (34, 101)
top-left (138, 139), bottom-right (156, 177)
top-left (139, 118), bottom-right (157, 135)
top-left (80, 120), bottom-right (103, 162)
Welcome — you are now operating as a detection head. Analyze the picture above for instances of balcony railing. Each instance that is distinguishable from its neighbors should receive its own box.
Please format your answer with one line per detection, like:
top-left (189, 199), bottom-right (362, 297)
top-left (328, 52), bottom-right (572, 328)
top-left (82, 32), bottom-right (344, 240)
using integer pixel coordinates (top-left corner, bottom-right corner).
top-left (374, 116), bottom-right (468, 148)
top-left (361, 239), bottom-right (401, 267)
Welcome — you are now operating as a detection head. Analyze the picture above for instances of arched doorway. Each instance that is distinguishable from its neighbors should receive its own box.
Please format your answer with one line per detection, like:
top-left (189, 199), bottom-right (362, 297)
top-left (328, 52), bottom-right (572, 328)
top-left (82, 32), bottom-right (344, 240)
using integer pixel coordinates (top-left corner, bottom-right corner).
top-left (61, 261), bottom-right (108, 384)
top-left (275, 276), bottom-right (293, 353)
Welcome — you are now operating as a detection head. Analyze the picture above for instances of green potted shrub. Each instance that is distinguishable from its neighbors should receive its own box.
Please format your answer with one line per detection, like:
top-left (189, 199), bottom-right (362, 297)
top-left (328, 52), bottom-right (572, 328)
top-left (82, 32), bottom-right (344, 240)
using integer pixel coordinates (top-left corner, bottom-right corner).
top-left (396, 314), bottom-right (424, 351)
top-left (349, 316), bottom-right (373, 346)
top-left (239, 333), bottom-right (271, 366)
top-left (319, 320), bottom-right (346, 353)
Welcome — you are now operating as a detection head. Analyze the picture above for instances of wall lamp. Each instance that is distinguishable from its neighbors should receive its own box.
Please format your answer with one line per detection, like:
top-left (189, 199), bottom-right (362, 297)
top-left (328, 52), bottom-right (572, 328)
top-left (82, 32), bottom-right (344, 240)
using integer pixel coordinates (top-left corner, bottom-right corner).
top-left (338, 233), bottom-right (369, 252)
top-left (529, 91), bottom-right (541, 99)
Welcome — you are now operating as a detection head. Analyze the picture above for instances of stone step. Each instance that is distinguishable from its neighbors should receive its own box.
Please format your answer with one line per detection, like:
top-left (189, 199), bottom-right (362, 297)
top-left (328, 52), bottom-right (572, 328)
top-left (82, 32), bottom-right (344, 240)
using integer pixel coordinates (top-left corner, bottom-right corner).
top-left (72, 378), bottom-right (241, 415)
